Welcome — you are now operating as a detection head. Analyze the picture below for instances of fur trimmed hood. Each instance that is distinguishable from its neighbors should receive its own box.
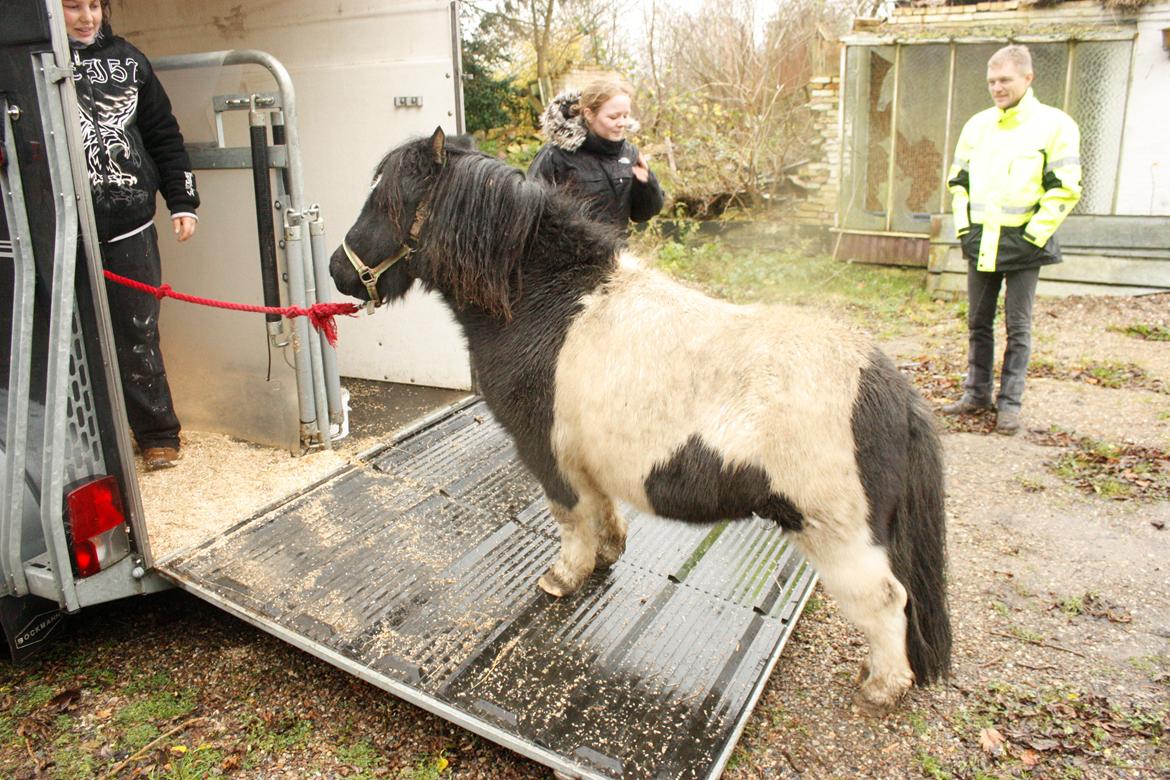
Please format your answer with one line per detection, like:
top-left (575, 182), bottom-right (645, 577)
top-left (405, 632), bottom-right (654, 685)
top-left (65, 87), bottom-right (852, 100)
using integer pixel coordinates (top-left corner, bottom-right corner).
top-left (540, 89), bottom-right (640, 152)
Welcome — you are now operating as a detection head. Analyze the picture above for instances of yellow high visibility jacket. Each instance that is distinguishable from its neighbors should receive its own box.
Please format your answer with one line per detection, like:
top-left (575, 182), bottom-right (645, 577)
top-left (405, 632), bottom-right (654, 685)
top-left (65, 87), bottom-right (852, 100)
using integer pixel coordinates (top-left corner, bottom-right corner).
top-left (947, 89), bottom-right (1082, 273)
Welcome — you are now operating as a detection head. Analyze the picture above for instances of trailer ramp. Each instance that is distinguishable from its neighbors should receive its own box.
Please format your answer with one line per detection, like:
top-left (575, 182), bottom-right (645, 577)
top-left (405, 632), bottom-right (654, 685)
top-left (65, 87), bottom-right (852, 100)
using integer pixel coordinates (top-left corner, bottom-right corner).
top-left (161, 400), bottom-right (816, 779)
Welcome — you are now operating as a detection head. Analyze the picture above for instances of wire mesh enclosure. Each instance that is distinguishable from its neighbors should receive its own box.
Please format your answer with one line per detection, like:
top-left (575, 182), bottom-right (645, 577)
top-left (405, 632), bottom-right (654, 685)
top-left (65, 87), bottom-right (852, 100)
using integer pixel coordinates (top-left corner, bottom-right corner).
top-left (839, 37), bottom-right (1135, 235)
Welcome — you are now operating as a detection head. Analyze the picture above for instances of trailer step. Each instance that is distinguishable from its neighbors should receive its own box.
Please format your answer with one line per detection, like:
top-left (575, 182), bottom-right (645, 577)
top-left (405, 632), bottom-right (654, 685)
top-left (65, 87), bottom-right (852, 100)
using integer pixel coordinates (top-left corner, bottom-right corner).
top-left (161, 400), bottom-right (816, 780)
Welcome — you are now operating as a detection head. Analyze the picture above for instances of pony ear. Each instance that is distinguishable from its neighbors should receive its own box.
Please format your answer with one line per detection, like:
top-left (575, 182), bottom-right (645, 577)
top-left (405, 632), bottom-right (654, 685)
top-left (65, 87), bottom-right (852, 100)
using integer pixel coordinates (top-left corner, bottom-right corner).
top-left (430, 126), bottom-right (447, 165)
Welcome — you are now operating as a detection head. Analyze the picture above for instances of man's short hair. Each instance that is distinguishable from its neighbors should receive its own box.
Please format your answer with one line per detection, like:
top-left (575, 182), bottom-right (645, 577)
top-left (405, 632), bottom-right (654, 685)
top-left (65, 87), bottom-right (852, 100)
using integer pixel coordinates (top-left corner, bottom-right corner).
top-left (988, 45), bottom-right (1033, 76)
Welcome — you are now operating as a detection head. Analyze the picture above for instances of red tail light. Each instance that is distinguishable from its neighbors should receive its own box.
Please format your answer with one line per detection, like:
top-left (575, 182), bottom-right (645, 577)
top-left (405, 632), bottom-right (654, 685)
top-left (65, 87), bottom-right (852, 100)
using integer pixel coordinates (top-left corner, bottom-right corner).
top-left (66, 476), bottom-right (130, 577)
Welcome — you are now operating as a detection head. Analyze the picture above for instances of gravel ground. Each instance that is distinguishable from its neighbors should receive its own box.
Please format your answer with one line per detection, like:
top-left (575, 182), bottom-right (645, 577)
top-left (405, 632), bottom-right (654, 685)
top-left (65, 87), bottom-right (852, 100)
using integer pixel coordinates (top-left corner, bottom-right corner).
top-left (2, 294), bottom-right (1167, 779)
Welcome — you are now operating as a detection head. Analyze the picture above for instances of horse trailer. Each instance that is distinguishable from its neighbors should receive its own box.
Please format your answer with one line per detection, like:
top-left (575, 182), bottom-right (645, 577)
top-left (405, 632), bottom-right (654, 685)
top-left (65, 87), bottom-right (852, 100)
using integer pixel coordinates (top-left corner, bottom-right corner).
top-left (0, 1), bottom-right (817, 777)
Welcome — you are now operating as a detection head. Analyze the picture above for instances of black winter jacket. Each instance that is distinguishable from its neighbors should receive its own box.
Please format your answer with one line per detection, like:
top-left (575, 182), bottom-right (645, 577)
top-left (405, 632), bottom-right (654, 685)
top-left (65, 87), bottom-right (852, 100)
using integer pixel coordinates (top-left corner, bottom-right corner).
top-left (70, 24), bottom-right (199, 242)
top-left (528, 91), bottom-right (663, 233)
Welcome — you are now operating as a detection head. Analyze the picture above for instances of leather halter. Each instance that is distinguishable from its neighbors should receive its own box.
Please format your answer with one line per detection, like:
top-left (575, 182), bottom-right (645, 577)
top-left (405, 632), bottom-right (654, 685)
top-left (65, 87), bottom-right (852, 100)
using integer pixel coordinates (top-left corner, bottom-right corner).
top-left (342, 199), bottom-right (430, 308)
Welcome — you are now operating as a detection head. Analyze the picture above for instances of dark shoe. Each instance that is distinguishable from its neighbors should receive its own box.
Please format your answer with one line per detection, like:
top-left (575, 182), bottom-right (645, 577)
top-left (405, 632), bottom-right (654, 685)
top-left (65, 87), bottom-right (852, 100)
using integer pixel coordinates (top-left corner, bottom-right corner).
top-left (940, 397), bottom-right (993, 415)
top-left (143, 446), bottom-right (180, 470)
top-left (995, 410), bottom-right (1021, 436)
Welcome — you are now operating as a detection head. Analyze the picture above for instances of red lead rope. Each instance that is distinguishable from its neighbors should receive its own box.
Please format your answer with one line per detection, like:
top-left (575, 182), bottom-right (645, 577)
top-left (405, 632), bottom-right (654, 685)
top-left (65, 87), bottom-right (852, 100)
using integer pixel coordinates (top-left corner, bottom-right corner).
top-left (102, 269), bottom-right (360, 347)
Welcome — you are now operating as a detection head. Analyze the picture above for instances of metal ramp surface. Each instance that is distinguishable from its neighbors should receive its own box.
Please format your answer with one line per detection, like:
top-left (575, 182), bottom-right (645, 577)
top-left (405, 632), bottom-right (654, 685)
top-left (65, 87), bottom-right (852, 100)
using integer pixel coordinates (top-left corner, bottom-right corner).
top-left (161, 400), bottom-right (816, 780)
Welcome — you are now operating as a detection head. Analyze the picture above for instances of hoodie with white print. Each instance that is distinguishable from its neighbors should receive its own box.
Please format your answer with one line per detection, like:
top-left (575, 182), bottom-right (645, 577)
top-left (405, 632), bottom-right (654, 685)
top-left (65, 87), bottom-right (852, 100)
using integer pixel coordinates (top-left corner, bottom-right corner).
top-left (70, 21), bottom-right (199, 242)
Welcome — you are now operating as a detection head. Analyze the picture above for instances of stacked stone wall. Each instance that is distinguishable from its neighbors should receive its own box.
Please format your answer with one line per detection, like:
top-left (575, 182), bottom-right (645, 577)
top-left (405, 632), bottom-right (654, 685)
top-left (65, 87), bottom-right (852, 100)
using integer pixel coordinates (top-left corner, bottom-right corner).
top-left (790, 76), bottom-right (841, 228)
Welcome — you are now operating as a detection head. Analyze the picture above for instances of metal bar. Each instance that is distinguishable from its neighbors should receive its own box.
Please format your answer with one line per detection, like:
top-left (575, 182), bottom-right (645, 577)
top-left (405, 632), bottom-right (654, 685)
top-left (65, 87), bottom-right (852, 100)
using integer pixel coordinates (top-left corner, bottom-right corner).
top-left (834, 44), bottom-right (848, 230)
top-left (1063, 40), bottom-right (1075, 114)
top-left (249, 115), bottom-right (282, 321)
top-left (829, 227), bottom-right (929, 239)
top-left (307, 212), bottom-right (345, 432)
top-left (32, 52), bottom-right (82, 611)
top-left (939, 42), bottom-right (958, 215)
top-left (884, 45), bottom-right (902, 233)
top-left (46, 10), bottom-right (152, 570)
top-left (1, 101), bottom-right (37, 597)
top-left (449, 1), bottom-right (465, 134)
top-left (280, 213), bottom-right (319, 441)
top-left (1111, 38), bottom-right (1138, 216)
top-left (185, 144), bottom-right (289, 170)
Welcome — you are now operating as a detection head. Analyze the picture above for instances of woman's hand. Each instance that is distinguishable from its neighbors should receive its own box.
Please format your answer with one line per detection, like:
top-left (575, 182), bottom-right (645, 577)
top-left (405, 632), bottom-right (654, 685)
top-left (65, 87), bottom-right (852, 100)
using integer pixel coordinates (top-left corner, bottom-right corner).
top-left (632, 153), bottom-right (650, 183)
top-left (172, 216), bottom-right (198, 242)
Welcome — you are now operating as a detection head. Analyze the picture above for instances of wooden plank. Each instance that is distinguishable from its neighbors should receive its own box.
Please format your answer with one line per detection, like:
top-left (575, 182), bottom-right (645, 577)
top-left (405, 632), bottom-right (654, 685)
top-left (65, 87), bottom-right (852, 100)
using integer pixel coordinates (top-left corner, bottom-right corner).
top-left (932, 247), bottom-right (1170, 288)
top-left (932, 214), bottom-right (1170, 252)
top-left (929, 270), bottom-right (1167, 298)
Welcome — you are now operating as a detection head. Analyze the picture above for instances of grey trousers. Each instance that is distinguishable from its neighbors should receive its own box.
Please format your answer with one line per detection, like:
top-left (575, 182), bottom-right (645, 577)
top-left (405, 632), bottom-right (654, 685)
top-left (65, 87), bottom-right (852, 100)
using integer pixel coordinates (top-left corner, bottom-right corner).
top-left (962, 264), bottom-right (1041, 413)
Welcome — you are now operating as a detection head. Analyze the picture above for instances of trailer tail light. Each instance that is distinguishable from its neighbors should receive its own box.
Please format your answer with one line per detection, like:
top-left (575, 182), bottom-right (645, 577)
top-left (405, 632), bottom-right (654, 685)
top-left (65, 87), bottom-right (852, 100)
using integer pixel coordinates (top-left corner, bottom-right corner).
top-left (66, 476), bottom-right (130, 577)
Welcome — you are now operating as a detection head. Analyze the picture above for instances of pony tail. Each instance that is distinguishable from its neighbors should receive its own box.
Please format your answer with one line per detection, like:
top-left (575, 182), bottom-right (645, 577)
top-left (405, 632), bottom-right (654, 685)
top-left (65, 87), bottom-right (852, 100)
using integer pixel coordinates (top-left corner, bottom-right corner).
top-left (889, 396), bottom-right (952, 685)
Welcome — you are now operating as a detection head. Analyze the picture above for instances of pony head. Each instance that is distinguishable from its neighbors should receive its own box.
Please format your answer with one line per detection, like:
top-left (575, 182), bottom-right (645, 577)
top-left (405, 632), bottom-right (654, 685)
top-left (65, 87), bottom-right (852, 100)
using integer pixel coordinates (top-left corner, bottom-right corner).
top-left (330, 127), bottom-right (539, 320)
top-left (329, 128), bottom-right (450, 309)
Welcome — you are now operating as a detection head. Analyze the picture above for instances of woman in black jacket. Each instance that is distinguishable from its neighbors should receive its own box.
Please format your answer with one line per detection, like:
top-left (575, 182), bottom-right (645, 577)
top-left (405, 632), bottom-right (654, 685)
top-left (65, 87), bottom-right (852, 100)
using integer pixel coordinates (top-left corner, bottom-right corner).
top-left (63, 0), bottom-right (200, 470)
top-left (528, 78), bottom-right (664, 235)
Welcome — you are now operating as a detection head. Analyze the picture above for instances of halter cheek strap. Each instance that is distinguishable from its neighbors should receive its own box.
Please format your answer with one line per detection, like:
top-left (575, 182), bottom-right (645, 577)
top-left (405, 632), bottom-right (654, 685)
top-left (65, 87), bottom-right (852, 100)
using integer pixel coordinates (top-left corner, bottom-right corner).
top-left (342, 199), bottom-right (432, 310)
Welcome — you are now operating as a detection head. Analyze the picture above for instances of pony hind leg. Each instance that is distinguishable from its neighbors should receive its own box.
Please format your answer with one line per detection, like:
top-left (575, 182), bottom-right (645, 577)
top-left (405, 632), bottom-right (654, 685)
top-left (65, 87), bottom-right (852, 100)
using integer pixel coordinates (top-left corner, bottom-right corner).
top-left (799, 523), bottom-right (914, 714)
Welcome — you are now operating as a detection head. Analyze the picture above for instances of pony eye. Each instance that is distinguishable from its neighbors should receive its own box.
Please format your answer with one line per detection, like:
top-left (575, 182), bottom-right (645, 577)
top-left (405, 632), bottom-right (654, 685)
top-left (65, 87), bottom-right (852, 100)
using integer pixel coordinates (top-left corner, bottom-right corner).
top-left (370, 173), bottom-right (382, 191)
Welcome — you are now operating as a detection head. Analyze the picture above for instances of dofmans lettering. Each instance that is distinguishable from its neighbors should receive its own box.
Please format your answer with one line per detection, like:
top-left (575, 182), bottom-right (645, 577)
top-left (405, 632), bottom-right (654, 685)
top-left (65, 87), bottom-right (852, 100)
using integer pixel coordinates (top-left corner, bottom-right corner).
top-left (15, 611), bottom-right (63, 648)
top-left (72, 57), bottom-right (141, 85)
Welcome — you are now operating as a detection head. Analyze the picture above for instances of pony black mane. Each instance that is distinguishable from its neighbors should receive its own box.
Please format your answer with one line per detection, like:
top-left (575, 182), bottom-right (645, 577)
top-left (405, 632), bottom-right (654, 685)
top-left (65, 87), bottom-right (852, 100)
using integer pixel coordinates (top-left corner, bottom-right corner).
top-left (373, 139), bottom-right (622, 319)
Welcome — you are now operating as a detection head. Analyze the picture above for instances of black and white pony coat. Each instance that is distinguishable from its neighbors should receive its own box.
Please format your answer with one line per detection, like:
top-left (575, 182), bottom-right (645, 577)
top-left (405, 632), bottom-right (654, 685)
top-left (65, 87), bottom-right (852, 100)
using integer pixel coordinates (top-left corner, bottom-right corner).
top-left (330, 130), bottom-right (951, 713)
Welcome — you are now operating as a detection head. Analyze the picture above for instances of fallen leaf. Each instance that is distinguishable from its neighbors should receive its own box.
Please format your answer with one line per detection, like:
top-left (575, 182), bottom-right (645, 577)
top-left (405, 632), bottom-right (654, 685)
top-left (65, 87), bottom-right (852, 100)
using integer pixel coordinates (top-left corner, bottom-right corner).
top-left (170, 745), bottom-right (188, 755)
top-left (1020, 748), bottom-right (1040, 767)
top-left (979, 727), bottom-right (1006, 756)
top-left (49, 688), bottom-right (82, 712)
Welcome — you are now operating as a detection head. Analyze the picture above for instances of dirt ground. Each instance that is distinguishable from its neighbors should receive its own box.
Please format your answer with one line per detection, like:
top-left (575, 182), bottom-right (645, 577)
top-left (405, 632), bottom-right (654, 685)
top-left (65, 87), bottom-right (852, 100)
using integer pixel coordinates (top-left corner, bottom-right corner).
top-left (2, 293), bottom-right (1167, 779)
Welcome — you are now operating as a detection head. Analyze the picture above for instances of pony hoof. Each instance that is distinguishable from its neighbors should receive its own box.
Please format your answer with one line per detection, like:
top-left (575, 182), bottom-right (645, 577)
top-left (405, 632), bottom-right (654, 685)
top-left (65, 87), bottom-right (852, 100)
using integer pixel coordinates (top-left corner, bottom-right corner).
top-left (851, 667), bottom-right (913, 716)
top-left (538, 568), bottom-right (583, 598)
top-left (851, 688), bottom-right (899, 717)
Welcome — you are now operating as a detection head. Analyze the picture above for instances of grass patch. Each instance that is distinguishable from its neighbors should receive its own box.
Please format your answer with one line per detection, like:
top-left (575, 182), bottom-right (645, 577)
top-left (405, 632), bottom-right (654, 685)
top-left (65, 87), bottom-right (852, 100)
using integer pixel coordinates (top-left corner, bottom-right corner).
top-left (116, 687), bottom-right (199, 750)
top-left (243, 712), bottom-right (313, 768)
top-left (1110, 323), bottom-right (1170, 342)
top-left (633, 225), bottom-right (953, 330)
top-left (49, 725), bottom-right (97, 780)
top-left (1030, 357), bottom-right (1167, 394)
top-left (151, 745), bottom-right (226, 779)
top-left (401, 749), bottom-right (451, 779)
top-left (1033, 430), bottom-right (1170, 502)
top-left (336, 738), bottom-right (384, 776)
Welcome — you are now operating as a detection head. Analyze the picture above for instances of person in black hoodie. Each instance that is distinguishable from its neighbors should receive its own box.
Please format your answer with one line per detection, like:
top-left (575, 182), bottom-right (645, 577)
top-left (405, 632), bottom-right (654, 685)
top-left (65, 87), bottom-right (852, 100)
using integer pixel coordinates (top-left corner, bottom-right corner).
top-left (63, 0), bottom-right (200, 470)
top-left (528, 78), bottom-right (664, 236)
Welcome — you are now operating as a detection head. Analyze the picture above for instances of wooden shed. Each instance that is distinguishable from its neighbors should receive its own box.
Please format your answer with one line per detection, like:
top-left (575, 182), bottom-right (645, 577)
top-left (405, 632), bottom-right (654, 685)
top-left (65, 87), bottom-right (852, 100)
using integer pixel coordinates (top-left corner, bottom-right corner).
top-left (834, 0), bottom-right (1170, 295)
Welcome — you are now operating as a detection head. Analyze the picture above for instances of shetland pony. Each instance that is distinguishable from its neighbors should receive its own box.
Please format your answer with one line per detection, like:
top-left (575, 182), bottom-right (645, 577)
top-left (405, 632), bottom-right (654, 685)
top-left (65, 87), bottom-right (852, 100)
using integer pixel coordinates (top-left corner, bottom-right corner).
top-left (329, 129), bottom-right (951, 712)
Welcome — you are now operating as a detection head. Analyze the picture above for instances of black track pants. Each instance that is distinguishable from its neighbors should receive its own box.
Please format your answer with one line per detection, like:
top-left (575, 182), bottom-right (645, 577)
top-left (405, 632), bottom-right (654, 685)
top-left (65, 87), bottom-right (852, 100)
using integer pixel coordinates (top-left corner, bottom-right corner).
top-left (101, 225), bottom-right (181, 449)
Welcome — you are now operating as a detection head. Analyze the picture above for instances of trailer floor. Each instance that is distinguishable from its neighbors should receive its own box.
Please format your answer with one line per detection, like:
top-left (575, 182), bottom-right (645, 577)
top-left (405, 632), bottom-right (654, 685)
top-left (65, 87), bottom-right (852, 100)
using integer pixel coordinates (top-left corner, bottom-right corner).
top-left (161, 399), bottom-right (815, 780)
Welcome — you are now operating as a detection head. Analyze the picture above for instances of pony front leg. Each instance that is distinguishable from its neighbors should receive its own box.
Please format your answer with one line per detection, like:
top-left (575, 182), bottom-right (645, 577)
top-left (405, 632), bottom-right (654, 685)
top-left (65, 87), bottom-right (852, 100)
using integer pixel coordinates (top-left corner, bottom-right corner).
top-left (594, 499), bottom-right (627, 570)
top-left (538, 498), bottom-right (601, 597)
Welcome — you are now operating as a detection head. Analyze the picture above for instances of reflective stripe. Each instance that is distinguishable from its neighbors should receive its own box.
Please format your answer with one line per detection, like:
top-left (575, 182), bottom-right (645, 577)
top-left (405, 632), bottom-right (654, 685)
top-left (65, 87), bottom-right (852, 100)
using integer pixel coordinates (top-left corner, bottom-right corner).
top-left (969, 202), bottom-right (1035, 215)
top-left (1044, 156), bottom-right (1080, 173)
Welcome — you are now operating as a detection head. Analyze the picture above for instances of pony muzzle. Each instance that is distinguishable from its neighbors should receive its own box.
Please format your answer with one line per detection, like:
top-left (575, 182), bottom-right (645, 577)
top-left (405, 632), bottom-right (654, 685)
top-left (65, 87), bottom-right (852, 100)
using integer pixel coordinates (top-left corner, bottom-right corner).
top-left (341, 238), bottom-right (411, 309)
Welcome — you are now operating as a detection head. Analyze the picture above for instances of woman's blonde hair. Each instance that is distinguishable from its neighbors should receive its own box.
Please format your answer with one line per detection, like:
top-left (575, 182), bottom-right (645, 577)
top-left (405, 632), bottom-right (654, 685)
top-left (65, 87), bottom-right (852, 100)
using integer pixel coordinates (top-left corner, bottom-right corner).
top-left (574, 77), bottom-right (634, 117)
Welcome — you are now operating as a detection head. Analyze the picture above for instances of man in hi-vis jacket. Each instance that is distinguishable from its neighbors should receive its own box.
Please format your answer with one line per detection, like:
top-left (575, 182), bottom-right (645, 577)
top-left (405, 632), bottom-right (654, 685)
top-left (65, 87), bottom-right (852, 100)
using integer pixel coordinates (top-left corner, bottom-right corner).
top-left (941, 44), bottom-right (1082, 435)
